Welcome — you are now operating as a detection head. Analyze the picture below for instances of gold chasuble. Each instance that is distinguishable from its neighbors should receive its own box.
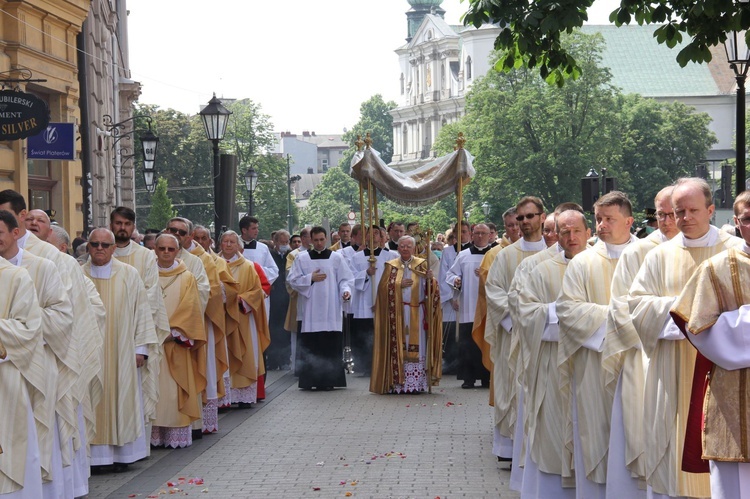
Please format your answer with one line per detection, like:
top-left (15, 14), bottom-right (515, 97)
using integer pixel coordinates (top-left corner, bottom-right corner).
top-left (671, 247), bottom-right (750, 463)
top-left (628, 230), bottom-right (742, 497)
top-left (485, 239), bottom-right (542, 438)
top-left (83, 259), bottom-right (159, 446)
top-left (370, 257), bottom-right (442, 394)
top-left (199, 248), bottom-right (236, 398)
top-left (601, 229), bottom-right (665, 479)
top-left (517, 253), bottom-right (568, 477)
top-left (157, 262), bottom-right (206, 425)
top-left (556, 240), bottom-right (618, 485)
top-left (0, 260), bottom-right (45, 494)
top-left (225, 255), bottom-right (270, 389)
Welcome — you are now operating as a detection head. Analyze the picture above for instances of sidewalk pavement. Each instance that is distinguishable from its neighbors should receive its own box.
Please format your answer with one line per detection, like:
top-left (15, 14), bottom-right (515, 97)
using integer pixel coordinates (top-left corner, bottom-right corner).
top-left (88, 371), bottom-right (519, 498)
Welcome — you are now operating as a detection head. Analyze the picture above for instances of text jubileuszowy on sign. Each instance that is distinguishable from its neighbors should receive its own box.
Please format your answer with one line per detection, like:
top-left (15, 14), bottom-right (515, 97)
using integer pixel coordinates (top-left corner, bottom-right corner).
top-left (0, 89), bottom-right (50, 141)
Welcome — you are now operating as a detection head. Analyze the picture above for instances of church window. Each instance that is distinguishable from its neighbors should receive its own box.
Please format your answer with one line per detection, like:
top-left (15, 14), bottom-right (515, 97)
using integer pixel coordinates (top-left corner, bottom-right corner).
top-left (400, 73), bottom-right (405, 95)
top-left (466, 56), bottom-right (472, 80)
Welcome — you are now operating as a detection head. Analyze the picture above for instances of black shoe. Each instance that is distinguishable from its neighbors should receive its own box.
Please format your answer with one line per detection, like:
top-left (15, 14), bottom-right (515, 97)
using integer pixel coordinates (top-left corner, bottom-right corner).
top-left (480, 379), bottom-right (490, 388)
top-left (461, 381), bottom-right (475, 389)
top-left (112, 463), bottom-right (130, 473)
top-left (237, 402), bottom-right (253, 409)
top-left (192, 429), bottom-right (203, 440)
top-left (218, 405), bottom-right (231, 413)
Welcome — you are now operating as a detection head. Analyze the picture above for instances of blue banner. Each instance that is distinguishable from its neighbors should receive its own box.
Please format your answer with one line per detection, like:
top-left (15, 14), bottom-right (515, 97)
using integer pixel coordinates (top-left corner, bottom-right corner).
top-left (27, 123), bottom-right (75, 161)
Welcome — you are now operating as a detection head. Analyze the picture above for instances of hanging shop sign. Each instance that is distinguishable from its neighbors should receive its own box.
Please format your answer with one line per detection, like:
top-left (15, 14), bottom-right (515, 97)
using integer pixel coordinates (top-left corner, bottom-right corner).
top-left (0, 89), bottom-right (50, 140)
top-left (27, 123), bottom-right (75, 160)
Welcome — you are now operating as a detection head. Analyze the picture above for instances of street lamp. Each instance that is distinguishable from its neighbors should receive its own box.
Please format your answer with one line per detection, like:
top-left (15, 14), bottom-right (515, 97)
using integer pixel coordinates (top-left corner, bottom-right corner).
top-left (199, 93), bottom-right (232, 241)
top-left (482, 201), bottom-right (490, 221)
top-left (141, 126), bottom-right (158, 194)
top-left (102, 114), bottom-right (159, 205)
top-left (725, 30), bottom-right (750, 197)
top-left (244, 166), bottom-right (258, 216)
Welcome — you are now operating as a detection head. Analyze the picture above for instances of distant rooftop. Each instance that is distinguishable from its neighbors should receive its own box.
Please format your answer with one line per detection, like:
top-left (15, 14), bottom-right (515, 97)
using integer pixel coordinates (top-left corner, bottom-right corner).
top-left (581, 25), bottom-right (734, 97)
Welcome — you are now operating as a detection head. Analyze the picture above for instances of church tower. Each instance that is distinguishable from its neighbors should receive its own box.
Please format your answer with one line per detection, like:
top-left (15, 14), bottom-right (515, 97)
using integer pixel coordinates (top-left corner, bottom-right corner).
top-left (406, 0), bottom-right (446, 42)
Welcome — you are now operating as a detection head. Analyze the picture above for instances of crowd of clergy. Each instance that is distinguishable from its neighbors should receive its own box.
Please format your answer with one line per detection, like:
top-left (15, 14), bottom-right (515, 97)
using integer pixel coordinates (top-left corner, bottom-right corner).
top-left (467, 178), bottom-right (750, 499)
top-left (3, 174), bottom-right (750, 499)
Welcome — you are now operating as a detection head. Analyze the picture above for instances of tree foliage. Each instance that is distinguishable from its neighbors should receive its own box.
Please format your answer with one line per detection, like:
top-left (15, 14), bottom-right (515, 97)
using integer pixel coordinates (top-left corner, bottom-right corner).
top-left (340, 94), bottom-right (397, 168)
top-left (463, 0), bottom-right (749, 85)
top-left (133, 98), bottom-right (292, 237)
top-left (433, 31), bottom-right (715, 222)
top-left (146, 177), bottom-right (177, 230)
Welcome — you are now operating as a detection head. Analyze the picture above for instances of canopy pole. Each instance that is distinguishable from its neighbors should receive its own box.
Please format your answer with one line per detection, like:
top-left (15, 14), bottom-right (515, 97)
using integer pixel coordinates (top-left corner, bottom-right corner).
top-left (425, 228), bottom-right (433, 394)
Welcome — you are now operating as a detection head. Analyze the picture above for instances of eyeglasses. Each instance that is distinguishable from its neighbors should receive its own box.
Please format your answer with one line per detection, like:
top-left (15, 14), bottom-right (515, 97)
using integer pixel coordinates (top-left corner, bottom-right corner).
top-left (157, 246), bottom-right (178, 252)
top-left (516, 213), bottom-right (543, 221)
top-left (89, 242), bottom-right (112, 249)
top-left (167, 227), bottom-right (188, 237)
top-left (736, 216), bottom-right (750, 227)
top-left (656, 211), bottom-right (675, 221)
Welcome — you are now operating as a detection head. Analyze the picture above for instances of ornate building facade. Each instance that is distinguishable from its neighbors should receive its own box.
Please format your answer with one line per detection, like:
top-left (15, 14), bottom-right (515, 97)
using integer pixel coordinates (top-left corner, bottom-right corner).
top-left (388, 1), bottom-right (500, 172)
top-left (0, 0), bottom-right (90, 235)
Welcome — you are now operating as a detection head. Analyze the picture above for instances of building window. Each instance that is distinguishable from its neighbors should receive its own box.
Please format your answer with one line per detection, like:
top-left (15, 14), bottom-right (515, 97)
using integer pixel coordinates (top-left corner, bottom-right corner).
top-left (402, 125), bottom-right (408, 156)
top-left (466, 56), bottom-right (472, 80)
top-left (400, 73), bottom-right (405, 95)
top-left (321, 159), bottom-right (328, 171)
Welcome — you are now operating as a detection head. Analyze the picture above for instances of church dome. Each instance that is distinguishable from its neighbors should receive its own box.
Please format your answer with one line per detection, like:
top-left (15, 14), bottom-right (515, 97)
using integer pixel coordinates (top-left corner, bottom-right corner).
top-left (408, 0), bottom-right (444, 7)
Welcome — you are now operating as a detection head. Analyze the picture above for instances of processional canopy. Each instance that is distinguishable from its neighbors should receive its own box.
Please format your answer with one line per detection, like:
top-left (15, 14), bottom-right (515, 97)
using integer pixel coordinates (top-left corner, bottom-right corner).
top-left (349, 133), bottom-right (475, 206)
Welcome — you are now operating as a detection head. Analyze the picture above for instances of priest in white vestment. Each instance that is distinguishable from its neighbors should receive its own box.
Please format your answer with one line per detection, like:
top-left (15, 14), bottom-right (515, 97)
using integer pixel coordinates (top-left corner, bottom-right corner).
top-left (669, 189), bottom-right (750, 499)
top-left (601, 187), bottom-right (679, 499)
top-left (516, 209), bottom-right (590, 498)
top-left (111, 207), bottom-right (170, 450)
top-left (46, 224), bottom-right (104, 498)
top-left (628, 178), bottom-right (743, 499)
top-left (288, 226), bottom-right (353, 390)
top-left (0, 253), bottom-right (45, 498)
top-left (83, 229), bottom-right (160, 470)
top-left (557, 191), bottom-right (637, 499)
top-left (485, 197), bottom-right (548, 463)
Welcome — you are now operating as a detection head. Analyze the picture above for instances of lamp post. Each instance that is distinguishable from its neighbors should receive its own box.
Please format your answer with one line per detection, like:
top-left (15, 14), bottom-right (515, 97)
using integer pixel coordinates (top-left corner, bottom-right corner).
top-left (102, 114), bottom-right (159, 205)
top-left (482, 201), bottom-right (490, 221)
top-left (199, 94), bottom-right (232, 242)
top-left (244, 166), bottom-right (258, 216)
top-left (725, 31), bottom-right (750, 197)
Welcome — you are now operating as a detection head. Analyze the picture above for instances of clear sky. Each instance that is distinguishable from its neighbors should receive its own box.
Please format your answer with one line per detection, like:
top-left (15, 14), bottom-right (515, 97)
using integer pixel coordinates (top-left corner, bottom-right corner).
top-left (126, 0), bottom-right (616, 135)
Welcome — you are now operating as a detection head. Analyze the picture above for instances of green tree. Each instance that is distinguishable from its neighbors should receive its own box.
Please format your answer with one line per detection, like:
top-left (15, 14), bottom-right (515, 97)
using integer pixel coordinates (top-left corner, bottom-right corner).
top-left (463, 0), bottom-right (748, 85)
top-left (299, 165), bottom-right (359, 227)
top-left (434, 31), bottom-right (716, 217)
top-left (146, 177), bottom-right (177, 230)
top-left (340, 94), bottom-right (397, 168)
top-left (133, 104), bottom-right (213, 229)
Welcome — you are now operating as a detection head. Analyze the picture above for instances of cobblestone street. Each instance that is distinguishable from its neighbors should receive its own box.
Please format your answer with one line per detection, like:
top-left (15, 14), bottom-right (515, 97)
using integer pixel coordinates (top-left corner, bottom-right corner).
top-left (88, 371), bottom-right (518, 498)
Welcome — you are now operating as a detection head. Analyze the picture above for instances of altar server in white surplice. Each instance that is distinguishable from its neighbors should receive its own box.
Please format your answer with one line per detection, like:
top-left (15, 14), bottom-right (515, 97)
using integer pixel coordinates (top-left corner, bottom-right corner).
top-left (349, 226), bottom-right (390, 375)
top-left (601, 186), bottom-right (679, 499)
top-left (485, 198), bottom-right (547, 465)
top-left (446, 223), bottom-right (492, 389)
top-left (0, 251), bottom-right (45, 498)
top-left (628, 178), bottom-right (743, 499)
top-left (439, 221), bottom-right (470, 373)
top-left (239, 216), bottom-right (278, 285)
top-left (288, 226), bottom-right (353, 390)
top-left (516, 209), bottom-right (590, 498)
top-left (83, 228), bottom-right (160, 470)
top-left (557, 191), bottom-right (637, 499)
